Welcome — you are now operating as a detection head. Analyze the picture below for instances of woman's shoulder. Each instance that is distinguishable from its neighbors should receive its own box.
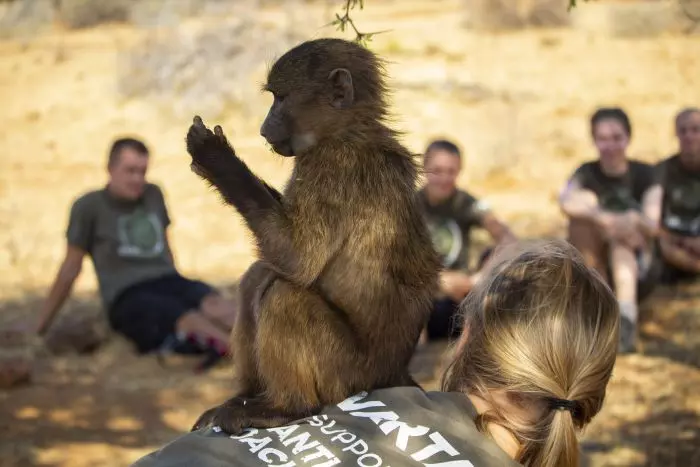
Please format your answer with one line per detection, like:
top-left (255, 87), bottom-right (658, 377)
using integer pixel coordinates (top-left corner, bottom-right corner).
top-left (132, 387), bottom-right (520, 467)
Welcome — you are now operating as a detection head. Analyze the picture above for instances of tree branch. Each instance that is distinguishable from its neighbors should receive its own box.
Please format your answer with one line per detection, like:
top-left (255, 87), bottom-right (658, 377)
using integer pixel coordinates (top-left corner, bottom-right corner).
top-left (329, 0), bottom-right (388, 45)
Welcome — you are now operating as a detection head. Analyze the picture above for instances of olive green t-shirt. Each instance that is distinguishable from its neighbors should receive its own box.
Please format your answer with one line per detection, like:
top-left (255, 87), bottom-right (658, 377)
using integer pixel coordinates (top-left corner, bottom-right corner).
top-left (66, 183), bottom-right (176, 308)
top-left (132, 386), bottom-right (521, 467)
top-left (567, 160), bottom-right (656, 213)
top-left (656, 154), bottom-right (700, 236)
top-left (417, 189), bottom-right (489, 272)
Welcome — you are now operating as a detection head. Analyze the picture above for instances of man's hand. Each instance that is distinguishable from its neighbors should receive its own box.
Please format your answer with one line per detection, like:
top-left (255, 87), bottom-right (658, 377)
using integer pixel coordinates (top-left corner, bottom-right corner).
top-left (439, 271), bottom-right (475, 303)
top-left (624, 209), bottom-right (660, 240)
top-left (678, 235), bottom-right (700, 258)
top-left (596, 211), bottom-right (646, 249)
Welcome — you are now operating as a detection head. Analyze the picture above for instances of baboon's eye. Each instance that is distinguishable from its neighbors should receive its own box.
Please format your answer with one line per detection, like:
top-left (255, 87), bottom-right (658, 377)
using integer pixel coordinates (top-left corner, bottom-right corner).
top-left (272, 93), bottom-right (286, 107)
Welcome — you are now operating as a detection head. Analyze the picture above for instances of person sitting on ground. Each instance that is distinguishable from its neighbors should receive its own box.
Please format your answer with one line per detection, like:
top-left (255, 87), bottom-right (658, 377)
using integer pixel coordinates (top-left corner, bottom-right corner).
top-left (34, 137), bottom-right (237, 362)
top-left (132, 239), bottom-right (619, 467)
top-left (655, 107), bottom-right (700, 283)
top-left (558, 107), bottom-right (660, 354)
top-left (417, 139), bottom-right (515, 341)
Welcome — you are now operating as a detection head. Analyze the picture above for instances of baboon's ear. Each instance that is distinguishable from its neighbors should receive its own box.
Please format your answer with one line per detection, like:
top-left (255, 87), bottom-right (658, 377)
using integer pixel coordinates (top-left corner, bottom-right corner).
top-left (328, 68), bottom-right (354, 110)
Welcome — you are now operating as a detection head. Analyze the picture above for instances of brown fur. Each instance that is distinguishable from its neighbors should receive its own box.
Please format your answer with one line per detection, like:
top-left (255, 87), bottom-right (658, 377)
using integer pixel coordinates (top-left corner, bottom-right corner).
top-left (185, 38), bottom-right (440, 434)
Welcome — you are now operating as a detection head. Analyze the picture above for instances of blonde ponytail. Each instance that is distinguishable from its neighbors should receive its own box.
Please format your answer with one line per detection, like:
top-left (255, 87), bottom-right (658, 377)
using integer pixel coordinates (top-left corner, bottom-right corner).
top-left (442, 239), bottom-right (619, 467)
top-left (534, 407), bottom-right (580, 467)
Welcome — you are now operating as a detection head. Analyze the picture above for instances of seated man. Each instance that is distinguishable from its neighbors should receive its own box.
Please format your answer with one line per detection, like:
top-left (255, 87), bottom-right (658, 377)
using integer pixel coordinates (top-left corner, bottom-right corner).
top-left (417, 139), bottom-right (515, 341)
top-left (656, 108), bottom-right (700, 283)
top-left (559, 107), bottom-right (661, 354)
top-left (34, 138), bottom-right (236, 361)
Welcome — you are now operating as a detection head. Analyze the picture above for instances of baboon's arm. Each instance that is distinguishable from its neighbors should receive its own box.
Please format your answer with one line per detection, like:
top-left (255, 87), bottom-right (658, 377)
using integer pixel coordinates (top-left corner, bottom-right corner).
top-left (186, 118), bottom-right (331, 287)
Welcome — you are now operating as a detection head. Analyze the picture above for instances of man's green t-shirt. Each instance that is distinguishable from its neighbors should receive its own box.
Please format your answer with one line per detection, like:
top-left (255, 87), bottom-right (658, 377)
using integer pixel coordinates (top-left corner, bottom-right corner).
top-left (132, 386), bottom-right (521, 467)
top-left (655, 154), bottom-right (700, 236)
top-left (66, 183), bottom-right (177, 308)
top-left (418, 189), bottom-right (489, 272)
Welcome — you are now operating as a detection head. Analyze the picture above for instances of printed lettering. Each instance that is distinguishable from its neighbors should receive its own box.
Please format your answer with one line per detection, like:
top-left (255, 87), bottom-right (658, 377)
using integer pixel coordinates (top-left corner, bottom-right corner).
top-left (282, 432), bottom-right (320, 455)
top-left (230, 428), bottom-right (259, 440)
top-left (269, 425), bottom-right (300, 442)
top-left (411, 432), bottom-right (459, 462)
top-left (240, 435), bottom-right (273, 453)
top-left (357, 453), bottom-right (383, 467)
top-left (308, 416), bottom-right (326, 427)
top-left (300, 444), bottom-right (338, 465)
top-left (320, 420), bottom-right (346, 435)
top-left (350, 410), bottom-right (399, 426)
top-left (331, 431), bottom-right (357, 444)
top-left (258, 447), bottom-right (291, 464)
top-left (379, 421), bottom-right (430, 451)
top-left (337, 392), bottom-right (386, 412)
top-left (342, 439), bottom-right (369, 455)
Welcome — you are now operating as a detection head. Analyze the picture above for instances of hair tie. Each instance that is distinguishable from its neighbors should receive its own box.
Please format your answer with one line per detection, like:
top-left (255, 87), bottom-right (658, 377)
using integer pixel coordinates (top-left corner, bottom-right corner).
top-left (546, 397), bottom-right (580, 416)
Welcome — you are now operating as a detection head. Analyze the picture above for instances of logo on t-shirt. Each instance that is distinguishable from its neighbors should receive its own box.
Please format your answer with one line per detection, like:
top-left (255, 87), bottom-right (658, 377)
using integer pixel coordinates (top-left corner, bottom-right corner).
top-left (598, 186), bottom-right (640, 213)
top-left (664, 180), bottom-right (700, 235)
top-left (218, 391), bottom-right (484, 467)
top-left (428, 219), bottom-right (463, 269)
top-left (117, 208), bottom-right (165, 258)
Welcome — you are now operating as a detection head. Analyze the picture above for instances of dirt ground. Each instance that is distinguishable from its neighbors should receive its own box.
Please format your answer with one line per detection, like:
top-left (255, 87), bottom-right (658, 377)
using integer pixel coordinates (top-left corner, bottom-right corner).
top-left (1, 1), bottom-right (699, 465)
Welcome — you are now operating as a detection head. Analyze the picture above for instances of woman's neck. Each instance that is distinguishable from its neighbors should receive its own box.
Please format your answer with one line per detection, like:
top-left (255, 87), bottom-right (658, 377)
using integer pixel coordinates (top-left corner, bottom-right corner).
top-left (467, 393), bottom-right (521, 460)
top-left (599, 157), bottom-right (629, 177)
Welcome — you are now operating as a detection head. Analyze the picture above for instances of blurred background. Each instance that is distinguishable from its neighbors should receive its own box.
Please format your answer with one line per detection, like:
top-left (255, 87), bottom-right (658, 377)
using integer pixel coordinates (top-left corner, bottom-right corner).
top-left (0, 0), bottom-right (699, 465)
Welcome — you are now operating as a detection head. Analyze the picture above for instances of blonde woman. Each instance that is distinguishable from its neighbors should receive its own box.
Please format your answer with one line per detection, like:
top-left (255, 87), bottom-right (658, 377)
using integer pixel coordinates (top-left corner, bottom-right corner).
top-left (134, 239), bottom-right (619, 467)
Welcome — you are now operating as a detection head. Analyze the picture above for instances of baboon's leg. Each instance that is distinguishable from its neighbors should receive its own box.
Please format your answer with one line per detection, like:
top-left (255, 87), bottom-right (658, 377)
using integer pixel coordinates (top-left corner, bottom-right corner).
top-left (191, 261), bottom-right (276, 432)
top-left (205, 283), bottom-right (369, 434)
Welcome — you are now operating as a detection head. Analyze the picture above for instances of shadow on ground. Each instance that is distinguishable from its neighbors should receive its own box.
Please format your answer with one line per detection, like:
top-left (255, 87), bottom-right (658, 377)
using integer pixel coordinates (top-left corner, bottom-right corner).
top-left (0, 285), bottom-right (240, 466)
top-left (1, 277), bottom-right (700, 466)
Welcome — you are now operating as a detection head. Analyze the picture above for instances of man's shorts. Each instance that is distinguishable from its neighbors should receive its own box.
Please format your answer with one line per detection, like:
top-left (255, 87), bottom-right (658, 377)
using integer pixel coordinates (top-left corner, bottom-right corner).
top-left (108, 273), bottom-right (216, 354)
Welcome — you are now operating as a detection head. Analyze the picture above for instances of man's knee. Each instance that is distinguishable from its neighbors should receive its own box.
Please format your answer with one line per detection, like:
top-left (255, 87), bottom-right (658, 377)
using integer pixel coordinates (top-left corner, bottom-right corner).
top-left (176, 275), bottom-right (218, 308)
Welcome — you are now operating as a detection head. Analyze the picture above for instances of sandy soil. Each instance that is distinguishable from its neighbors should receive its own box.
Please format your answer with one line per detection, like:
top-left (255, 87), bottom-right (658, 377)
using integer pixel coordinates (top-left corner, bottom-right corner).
top-left (1, 1), bottom-right (699, 465)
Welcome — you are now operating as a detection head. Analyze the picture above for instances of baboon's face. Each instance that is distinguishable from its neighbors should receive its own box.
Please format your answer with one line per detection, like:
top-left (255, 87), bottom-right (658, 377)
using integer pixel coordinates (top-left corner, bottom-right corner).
top-left (259, 91), bottom-right (311, 158)
top-left (260, 62), bottom-right (354, 158)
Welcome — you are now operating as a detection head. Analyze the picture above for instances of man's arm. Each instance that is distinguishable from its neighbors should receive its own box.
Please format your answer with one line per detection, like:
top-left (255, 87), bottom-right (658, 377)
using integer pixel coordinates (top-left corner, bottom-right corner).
top-left (152, 184), bottom-right (178, 268)
top-left (481, 212), bottom-right (516, 245)
top-left (164, 228), bottom-right (176, 268)
top-left (438, 270), bottom-right (474, 302)
top-left (36, 244), bottom-right (86, 335)
top-left (639, 184), bottom-right (663, 238)
top-left (558, 177), bottom-right (607, 224)
top-left (38, 192), bottom-right (94, 335)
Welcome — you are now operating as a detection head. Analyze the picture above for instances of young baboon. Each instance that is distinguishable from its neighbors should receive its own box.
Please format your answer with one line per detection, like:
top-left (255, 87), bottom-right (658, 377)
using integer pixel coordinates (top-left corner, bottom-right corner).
top-left (186, 38), bottom-right (441, 435)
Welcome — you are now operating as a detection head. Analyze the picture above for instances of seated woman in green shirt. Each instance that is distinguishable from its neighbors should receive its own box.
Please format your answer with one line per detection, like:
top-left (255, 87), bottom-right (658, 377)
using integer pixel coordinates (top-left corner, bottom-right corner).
top-left (133, 238), bottom-right (618, 467)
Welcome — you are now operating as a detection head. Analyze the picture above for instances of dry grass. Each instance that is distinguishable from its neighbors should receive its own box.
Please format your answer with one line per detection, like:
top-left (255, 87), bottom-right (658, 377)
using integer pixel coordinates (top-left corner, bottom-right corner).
top-left (1, 0), bottom-right (700, 465)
